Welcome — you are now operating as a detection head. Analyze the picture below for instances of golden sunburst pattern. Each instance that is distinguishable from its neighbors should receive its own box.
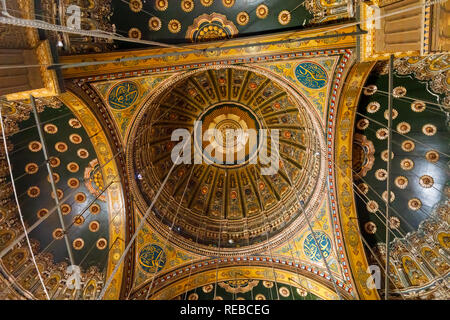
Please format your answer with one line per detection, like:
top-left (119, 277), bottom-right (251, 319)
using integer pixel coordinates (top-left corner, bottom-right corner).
top-left (168, 19), bottom-right (182, 33)
top-left (155, 0), bottom-right (168, 11)
top-left (278, 10), bottom-right (291, 25)
top-left (256, 4), bottom-right (269, 19)
top-left (149, 17), bottom-right (162, 31)
top-left (222, 0), bottom-right (235, 8)
top-left (129, 0), bottom-right (143, 12)
top-left (201, 0), bottom-right (214, 7)
top-left (128, 28), bottom-right (142, 39)
top-left (236, 11), bottom-right (250, 26)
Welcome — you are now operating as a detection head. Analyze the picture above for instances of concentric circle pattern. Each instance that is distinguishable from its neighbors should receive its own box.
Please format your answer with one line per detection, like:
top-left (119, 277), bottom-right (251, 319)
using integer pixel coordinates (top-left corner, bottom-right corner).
top-left (128, 67), bottom-right (325, 254)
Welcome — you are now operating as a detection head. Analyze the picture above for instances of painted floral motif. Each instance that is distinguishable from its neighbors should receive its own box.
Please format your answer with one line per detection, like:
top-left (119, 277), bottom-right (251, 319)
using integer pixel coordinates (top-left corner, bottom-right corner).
top-left (155, 0), bottom-right (168, 11)
top-left (181, 0), bottom-right (194, 12)
top-left (149, 17), bottom-right (162, 31)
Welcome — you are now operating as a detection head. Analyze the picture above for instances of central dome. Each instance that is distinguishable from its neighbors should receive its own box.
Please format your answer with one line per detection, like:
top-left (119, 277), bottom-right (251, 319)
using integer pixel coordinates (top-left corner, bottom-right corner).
top-left (128, 66), bottom-right (326, 255)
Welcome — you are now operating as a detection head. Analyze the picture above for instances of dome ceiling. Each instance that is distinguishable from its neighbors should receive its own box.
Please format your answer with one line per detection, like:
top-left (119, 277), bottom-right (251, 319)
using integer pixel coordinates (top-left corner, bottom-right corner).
top-left (128, 66), bottom-right (326, 254)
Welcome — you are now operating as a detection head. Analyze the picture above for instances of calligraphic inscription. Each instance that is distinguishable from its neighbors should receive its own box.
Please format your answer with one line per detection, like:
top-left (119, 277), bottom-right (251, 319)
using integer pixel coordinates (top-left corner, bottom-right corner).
top-left (294, 62), bottom-right (328, 89)
top-left (138, 244), bottom-right (167, 273)
top-left (108, 81), bottom-right (140, 110)
top-left (303, 231), bottom-right (332, 262)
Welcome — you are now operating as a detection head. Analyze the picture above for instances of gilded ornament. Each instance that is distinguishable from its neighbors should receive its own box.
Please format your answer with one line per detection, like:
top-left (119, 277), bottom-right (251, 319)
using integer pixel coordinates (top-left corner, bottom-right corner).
top-left (384, 108), bottom-right (398, 120)
top-left (47, 173), bottom-right (60, 183)
top-left (181, 0), bottom-right (194, 12)
top-left (61, 204), bottom-right (71, 215)
top-left (129, 0), bottom-right (143, 12)
top-left (96, 238), bottom-right (107, 250)
top-left (128, 28), bottom-right (142, 39)
top-left (90, 203), bottom-right (101, 215)
top-left (411, 100), bottom-right (426, 112)
top-left (55, 142), bottom-right (68, 153)
top-left (381, 150), bottom-right (394, 162)
top-left (52, 228), bottom-right (64, 240)
top-left (279, 287), bottom-right (290, 297)
top-left (382, 190), bottom-right (395, 203)
top-left (366, 200), bottom-right (379, 213)
top-left (77, 148), bottom-right (89, 159)
top-left (394, 176), bottom-right (408, 189)
top-left (278, 10), bottom-right (291, 25)
top-left (237, 12), bottom-right (250, 26)
top-left (366, 101), bottom-right (380, 113)
top-left (28, 141), bottom-right (42, 152)
top-left (168, 19), bottom-right (182, 33)
top-left (43, 123), bottom-right (58, 134)
top-left (51, 189), bottom-right (64, 200)
top-left (422, 124), bottom-right (437, 136)
top-left (149, 17), bottom-right (162, 31)
top-left (68, 178), bottom-right (80, 189)
top-left (425, 150), bottom-right (439, 163)
top-left (75, 192), bottom-right (87, 203)
top-left (419, 175), bottom-right (434, 188)
top-left (67, 162), bottom-right (79, 173)
top-left (364, 222), bottom-right (377, 234)
top-left (401, 140), bottom-right (415, 152)
top-left (49, 157), bottom-right (60, 168)
top-left (25, 163), bottom-right (39, 175)
top-left (396, 122), bottom-right (411, 134)
top-left (357, 183), bottom-right (369, 195)
top-left (27, 186), bottom-right (40, 198)
top-left (376, 128), bottom-right (388, 140)
top-left (256, 4), bottom-right (269, 19)
top-left (89, 221), bottom-right (100, 232)
top-left (69, 134), bottom-right (82, 144)
top-left (156, 0), bottom-right (168, 11)
top-left (222, 0), bottom-right (235, 8)
top-left (393, 86), bottom-right (407, 98)
top-left (363, 85), bottom-right (377, 96)
top-left (69, 118), bottom-right (81, 128)
top-left (201, 0), bottom-right (214, 7)
top-left (73, 215), bottom-right (85, 226)
top-left (255, 294), bottom-right (266, 300)
top-left (73, 238), bottom-right (85, 250)
top-left (389, 217), bottom-right (400, 229)
top-left (356, 118), bottom-right (369, 130)
top-left (400, 159), bottom-right (414, 171)
top-left (375, 168), bottom-right (387, 181)
top-left (37, 208), bottom-right (48, 219)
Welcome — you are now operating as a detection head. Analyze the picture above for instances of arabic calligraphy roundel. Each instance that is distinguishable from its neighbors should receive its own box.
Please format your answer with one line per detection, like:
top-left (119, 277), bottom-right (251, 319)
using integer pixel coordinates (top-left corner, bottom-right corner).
top-left (108, 81), bottom-right (140, 110)
top-left (294, 62), bottom-right (328, 89)
top-left (303, 231), bottom-right (332, 262)
top-left (138, 244), bottom-right (167, 273)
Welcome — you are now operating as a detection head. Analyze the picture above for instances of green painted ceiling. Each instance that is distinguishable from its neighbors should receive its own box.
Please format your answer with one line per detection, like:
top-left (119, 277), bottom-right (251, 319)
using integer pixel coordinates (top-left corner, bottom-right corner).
top-left (111, 0), bottom-right (314, 48)
top-left (175, 279), bottom-right (321, 300)
top-left (9, 104), bottom-right (110, 271)
top-left (353, 62), bottom-right (449, 248)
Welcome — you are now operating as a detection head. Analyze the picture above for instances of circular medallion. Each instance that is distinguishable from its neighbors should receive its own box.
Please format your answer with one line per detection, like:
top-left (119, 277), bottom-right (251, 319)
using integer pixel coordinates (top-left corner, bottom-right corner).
top-left (69, 118), bottom-right (82, 129)
top-left (389, 217), bottom-right (400, 229)
top-left (401, 140), bottom-right (415, 152)
top-left (357, 118), bottom-right (369, 130)
top-left (27, 186), bottom-right (40, 198)
top-left (396, 122), bottom-right (411, 134)
top-left (52, 228), bottom-right (64, 240)
top-left (108, 82), bottom-right (140, 110)
top-left (256, 4), bottom-right (269, 19)
top-left (61, 204), bottom-right (71, 215)
top-left (263, 280), bottom-right (273, 288)
top-left (47, 173), bottom-right (60, 184)
top-left (96, 238), bottom-right (108, 250)
top-left (77, 148), bottom-right (89, 159)
top-left (73, 238), bottom-right (85, 250)
top-left (69, 134), bottom-right (82, 144)
top-left (49, 157), bottom-right (60, 168)
top-left (168, 19), bottom-right (181, 33)
top-left (366, 200), bottom-right (379, 213)
top-left (296, 288), bottom-right (308, 297)
top-left (138, 244), bottom-right (167, 273)
top-left (90, 203), bottom-right (101, 215)
top-left (419, 175), bottom-right (434, 188)
top-left (128, 28), bottom-right (142, 39)
top-left (375, 168), bottom-right (388, 181)
top-left (393, 86), bottom-right (407, 98)
top-left (25, 163), bottom-right (39, 175)
top-left (255, 294), bottom-right (266, 300)
top-left (44, 123), bottom-right (58, 134)
top-left (367, 102), bottom-right (380, 113)
top-left (188, 293), bottom-right (199, 300)
top-left (279, 287), bottom-right (290, 298)
top-left (155, 0), bottom-right (168, 11)
top-left (363, 85), bottom-right (377, 96)
top-left (181, 0), bottom-right (194, 12)
top-left (422, 124), bottom-right (437, 136)
top-left (303, 231), bottom-right (332, 262)
top-left (411, 100), bottom-right (426, 112)
top-left (37, 208), bottom-right (48, 219)
top-left (51, 189), bottom-right (64, 200)
top-left (295, 62), bottom-right (328, 89)
top-left (236, 12), bottom-right (250, 26)
top-left (382, 190), bottom-right (395, 203)
top-left (129, 0), bottom-right (143, 12)
top-left (73, 215), bottom-right (85, 226)
top-left (384, 108), bottom-right (398, 120)
top-left (28, 141), bottom-right (42, 152)
top-left (278, 10), bottom-right (291, 25)
top-left (202, 284), bottom-right (213, 293)
top-left (223, 0), bottom-right (235, 8)
top-left (201, 0), bottom-right (213, 7)
top-left (55, 142), bottom-right (68, 153)
top-left (408, 198), bottom-right (422, 211)
top-left (394, 176), bottom-right (408, 189)
top-left (400, 158), bottom-right (414, 171)
top-left (357, 183), bottom-right (369, 194)
top-left (425, 150), bottom-right (439, 163)
top-left (364, 222), bottom-right (377, 234)
top-left (75, 192), bottom-right (87, 203)
top-left (376, 128), bottom-right (388, 140)
top-left (149, 17), bottom-right (162, 31)
top-left (214, 296), bottom-right (223, 300)
top-left (67, 162), bottom-right (79, 173)
top-left (89, 221), bottom-right (100, 232)
top-left (67, 178), bottom-right (80, 189)
top-left (381, 150), bottom-right (394, 162)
